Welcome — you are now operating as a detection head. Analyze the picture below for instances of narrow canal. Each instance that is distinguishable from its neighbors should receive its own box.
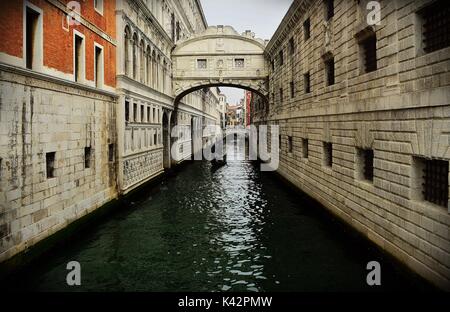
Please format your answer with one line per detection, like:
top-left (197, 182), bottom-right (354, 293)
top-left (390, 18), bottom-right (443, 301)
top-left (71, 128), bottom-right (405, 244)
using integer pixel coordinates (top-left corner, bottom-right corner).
top-left (5, 142), bottom-right (430, 292)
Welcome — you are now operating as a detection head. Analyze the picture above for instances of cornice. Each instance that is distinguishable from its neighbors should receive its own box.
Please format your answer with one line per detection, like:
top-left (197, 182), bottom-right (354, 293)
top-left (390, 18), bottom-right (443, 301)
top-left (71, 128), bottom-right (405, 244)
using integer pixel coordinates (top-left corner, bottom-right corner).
top-left (266, 0), bottom-right (313, 58)
top-left (130, 0), bottom-right (175, 48)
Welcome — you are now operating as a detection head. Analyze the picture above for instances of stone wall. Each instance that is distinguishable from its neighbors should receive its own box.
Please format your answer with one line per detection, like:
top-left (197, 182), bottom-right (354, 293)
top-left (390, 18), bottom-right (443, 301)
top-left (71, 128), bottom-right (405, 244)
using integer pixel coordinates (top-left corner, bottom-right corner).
top-left (254, 0), bottom-right (450, 289)
top-left (0, 65), bottom-right (117, 262)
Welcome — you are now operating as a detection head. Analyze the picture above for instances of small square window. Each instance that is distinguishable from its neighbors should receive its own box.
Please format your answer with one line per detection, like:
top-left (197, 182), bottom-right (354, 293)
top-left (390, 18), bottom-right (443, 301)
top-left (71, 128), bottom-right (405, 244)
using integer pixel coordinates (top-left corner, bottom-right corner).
top-left (356, 148), bottom-right (374, 182)
top-left (413, 157), bottom-right (449, 208)
top-left (323, 142), bottom-right (332, 167)
top-left (302, 139), bottom-right (308, 158)
top-left (46, 152), bottom-right (55, 178)
top-left (197, 59), bottom-right (207, 69)
top-left (303, 18), bottom-right (311, 41)
top-left (235, 58), bottom-right (244, 68)
top-left (84, 147), bottom-right (91, 169)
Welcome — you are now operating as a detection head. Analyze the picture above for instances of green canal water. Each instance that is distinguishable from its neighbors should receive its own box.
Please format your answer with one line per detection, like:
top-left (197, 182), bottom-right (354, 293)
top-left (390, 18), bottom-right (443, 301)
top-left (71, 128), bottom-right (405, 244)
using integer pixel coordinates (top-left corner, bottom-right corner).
top-left (4, 144), bottom-right (431, 292)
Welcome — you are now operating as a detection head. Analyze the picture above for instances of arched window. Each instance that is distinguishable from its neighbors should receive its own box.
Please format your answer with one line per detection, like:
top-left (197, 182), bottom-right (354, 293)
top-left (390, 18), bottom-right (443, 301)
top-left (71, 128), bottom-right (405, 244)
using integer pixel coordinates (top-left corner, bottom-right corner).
top-left (157, 54), bottom-right (161, 91)
top-left (152, 50), bottom-right (157, 89)
top-left (140, 40), bottom-right (145, 84)
top-left (132, 33), bottom-right (138, 80)
top-left (162, 59), bottom-right (167, 93)
top-left (124, 26), bottom-right (131, 76)
top-left (146, 46), bottom-right (152, 86)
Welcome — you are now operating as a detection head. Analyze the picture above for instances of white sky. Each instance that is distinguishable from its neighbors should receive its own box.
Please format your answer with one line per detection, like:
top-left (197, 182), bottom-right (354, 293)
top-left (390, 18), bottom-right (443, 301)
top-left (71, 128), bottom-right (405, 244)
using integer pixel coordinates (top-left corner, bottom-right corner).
top-left (200, 0), bottom-right (293, 104)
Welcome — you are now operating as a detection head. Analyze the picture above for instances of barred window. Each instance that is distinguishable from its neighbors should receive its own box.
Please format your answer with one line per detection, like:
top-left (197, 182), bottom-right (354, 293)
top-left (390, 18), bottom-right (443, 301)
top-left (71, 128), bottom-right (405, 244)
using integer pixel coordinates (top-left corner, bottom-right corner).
top-left (418, 0), bottom-right (450, 54)
top-left (302, 139), bottom-right (308, 158)
top-left (324, 57), bottom-right (335, 86)
top-left (304, 72), bottom-right (311, 93)
top-left (357, 148), bottom-right (374, 182)
top-left (323, 142), bottom-right (332, 167)
top-left (418, 158), bottom-right (449, 207)
top-left (303, 18), bottom-right (311, 41)
top-left (359, 33), bottom-right (377, 73)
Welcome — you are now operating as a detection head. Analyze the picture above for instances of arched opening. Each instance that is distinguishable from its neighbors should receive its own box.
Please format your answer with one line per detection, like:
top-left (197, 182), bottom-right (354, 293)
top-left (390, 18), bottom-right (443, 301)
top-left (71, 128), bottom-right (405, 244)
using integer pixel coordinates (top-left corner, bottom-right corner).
top-left (132, 33), bottom-right (138, 80)
top-left (124, 26), bottom-right (131, 76)
top-left (162, 59), bottom-right (167, 93)
top-left (190, 117), bottom-right (195, 160)
top-left (151, 51), bottom-right (156, 89)
top-left (146, 46), bottom-right (152, 86)
top-left (156, 54), bottom-right (161, 91)
top-left (162, 111), bottom-right (171, 169)
top-left (139, 39), bottom-right (145, 84)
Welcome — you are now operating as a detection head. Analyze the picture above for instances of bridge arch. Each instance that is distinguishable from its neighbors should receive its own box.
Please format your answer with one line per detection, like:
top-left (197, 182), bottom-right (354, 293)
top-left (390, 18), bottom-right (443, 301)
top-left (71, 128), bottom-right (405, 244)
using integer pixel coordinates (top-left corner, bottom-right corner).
top-left (172, 26), bottom-right (269, 106)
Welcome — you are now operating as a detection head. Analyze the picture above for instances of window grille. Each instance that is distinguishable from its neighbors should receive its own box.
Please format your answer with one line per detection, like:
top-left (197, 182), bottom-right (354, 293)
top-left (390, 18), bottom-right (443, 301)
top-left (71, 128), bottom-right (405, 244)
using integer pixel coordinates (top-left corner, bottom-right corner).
top-left (360, 34), bottom-right (377, 73)
top-left (423, 159), bottom-right (449, 207)
top-left (419, 0), bottom-right (450, 53)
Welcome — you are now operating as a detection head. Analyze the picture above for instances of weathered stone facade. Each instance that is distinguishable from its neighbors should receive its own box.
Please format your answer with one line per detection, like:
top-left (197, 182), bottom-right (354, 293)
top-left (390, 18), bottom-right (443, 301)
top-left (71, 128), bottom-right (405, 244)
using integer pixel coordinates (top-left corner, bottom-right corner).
top-left (253, 0), bottom-right (450, 289)
top-left (0, 0), bottom-right (222, 265)
top-left (116, 0), bottom-right (220, 193)
top-left (0, 65), bottom-right (117, 262)
top-left (0, 0), bottom-right (119, 264)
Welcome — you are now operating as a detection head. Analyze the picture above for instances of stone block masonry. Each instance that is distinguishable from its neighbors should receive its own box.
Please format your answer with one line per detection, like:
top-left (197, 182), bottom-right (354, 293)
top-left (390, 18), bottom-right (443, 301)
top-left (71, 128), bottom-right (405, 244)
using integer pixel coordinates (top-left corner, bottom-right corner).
top-left (0, 66), bottom-right (117, 263)
top-left (254, 0), bottom-right (450, 289)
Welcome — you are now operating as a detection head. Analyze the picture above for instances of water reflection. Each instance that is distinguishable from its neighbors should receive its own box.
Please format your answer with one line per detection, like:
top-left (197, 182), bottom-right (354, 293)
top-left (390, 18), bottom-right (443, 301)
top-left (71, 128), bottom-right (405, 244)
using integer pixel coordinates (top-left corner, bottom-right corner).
top-left (4, 139), bottom-right (430, 292)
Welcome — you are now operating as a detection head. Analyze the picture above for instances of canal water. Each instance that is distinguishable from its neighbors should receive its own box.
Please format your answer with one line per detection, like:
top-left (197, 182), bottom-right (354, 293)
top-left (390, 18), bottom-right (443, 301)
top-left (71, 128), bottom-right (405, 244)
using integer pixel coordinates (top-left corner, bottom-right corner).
top-left (5, 142), bottom-right (430, 292)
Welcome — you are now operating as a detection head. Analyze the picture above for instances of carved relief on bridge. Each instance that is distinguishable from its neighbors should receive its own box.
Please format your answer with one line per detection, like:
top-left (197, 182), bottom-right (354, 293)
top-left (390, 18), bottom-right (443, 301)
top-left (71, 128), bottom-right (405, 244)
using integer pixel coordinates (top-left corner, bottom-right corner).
top-left (172, 26), bottom-right (269, 98)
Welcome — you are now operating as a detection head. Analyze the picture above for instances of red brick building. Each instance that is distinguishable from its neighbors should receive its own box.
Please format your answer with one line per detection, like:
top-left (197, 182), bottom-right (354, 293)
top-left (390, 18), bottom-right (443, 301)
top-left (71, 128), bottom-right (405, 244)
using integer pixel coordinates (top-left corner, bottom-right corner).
top-left (0, 0), bottom-right (118, 263)
top-left (0, 0), bottom-right (116, 89)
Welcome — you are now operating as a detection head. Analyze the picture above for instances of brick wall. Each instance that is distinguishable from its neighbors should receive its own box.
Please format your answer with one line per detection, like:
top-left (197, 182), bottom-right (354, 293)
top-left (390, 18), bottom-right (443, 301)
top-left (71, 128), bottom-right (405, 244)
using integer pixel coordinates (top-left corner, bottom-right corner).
top-left (0, 0), bottom-right (116, 87)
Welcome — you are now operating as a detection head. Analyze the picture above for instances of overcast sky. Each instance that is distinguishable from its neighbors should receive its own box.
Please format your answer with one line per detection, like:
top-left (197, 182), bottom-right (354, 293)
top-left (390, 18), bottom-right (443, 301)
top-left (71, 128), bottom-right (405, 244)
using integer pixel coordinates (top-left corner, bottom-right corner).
top-left (200, 0), bottom-right (293, 104)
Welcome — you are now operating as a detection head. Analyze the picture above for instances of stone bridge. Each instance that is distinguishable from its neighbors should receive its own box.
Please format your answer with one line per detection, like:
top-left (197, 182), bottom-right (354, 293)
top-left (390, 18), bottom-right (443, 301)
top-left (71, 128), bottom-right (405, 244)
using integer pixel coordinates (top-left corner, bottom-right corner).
top-left (172, 26), bottom-right (269, 102)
